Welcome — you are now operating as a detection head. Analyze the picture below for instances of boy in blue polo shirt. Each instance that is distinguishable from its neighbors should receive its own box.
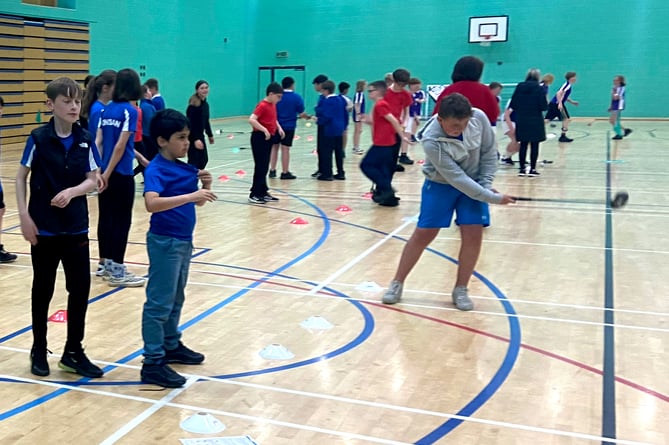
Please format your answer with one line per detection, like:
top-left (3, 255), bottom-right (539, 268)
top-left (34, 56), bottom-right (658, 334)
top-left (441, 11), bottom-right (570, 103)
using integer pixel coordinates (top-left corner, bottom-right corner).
top-left (16, 77), bottom-right (104, 378)
top-left (140, 109), bottom-right (217, 388)
top-left (1, 96), bottom-right (18, 263)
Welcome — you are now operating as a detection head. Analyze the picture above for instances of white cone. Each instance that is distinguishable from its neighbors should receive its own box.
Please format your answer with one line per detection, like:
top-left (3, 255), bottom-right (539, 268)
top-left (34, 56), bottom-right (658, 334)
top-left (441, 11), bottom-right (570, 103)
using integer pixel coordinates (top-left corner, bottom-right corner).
top-left (259, 344), bottom-right (294, 360)
top-left (180, 412), bottom-right (226, 434)
top-left (300, 315), bottom-right (334, 330)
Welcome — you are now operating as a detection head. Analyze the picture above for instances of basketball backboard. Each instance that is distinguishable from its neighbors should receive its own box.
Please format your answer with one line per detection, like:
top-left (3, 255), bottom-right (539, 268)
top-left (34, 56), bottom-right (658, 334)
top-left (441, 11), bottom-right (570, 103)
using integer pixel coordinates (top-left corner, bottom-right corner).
top-left (468, 15), bottom-right (508, 43)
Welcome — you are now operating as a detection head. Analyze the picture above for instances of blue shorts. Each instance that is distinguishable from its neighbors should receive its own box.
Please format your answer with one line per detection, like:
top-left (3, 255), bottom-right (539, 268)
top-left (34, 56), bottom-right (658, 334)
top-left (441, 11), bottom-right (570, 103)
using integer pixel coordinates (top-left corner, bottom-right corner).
top-left (417, 180), bottom-right (490, 228)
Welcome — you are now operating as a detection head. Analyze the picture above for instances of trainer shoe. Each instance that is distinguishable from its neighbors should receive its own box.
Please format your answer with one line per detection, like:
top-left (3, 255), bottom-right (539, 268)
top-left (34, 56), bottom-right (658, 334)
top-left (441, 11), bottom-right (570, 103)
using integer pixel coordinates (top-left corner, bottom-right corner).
top-left (280, 172), bottom-right (296, 180)
top-left (612, 134), bottom-right (623, 140)
top-left (452, 286), bottom-right (474, 311)
top-left (108, 264), bottom-right (146, 288)
top-left (30, 348), bottom-right (51, 377)
top-left (317, 176), bottom-right (334, 181)
top-left (248, 195), bottom-right (266, 204)
top-left (528, 169), bottom-right (540, 177)
top-left (352, 147), bottom-right (364, 155)
top-left (268, 169), bottom-right (277, 178)
top-left (141, 362), bottom-right (186, 388)
top-left (263, 194), bottom-right (279, 202)
top-left (95, 264), bottom-right (106, 277)
top-left (0, 244), bottom-right (17, 263)
top-left (58, 349), bottom-right (104, 378)
top-left (500, 157), bottom-right (514, 166)
top-left (310, 170), bottom-right (321, 178)
top-left (394, 164), bottom-right (405, 172)
top-left (333, 173), bottom-right (346, 180)
top-left (399, 154), bottom-right (414, 165)
top-left (624, 128), bottom-right (633, 137)
top-left (165, 342), bottom-right (205, 365)
top-left (382, 280), bottom-right (403, 304)
top-left (558, 135), bottom-right (573, 143)
top-left (518, 167), bottom-right (527, 177)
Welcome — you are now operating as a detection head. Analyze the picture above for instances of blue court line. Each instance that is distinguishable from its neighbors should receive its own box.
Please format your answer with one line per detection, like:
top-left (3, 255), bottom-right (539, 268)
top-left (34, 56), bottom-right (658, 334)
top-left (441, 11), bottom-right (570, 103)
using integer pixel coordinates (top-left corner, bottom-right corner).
top-left (602, 133), bottom-right (617, 443)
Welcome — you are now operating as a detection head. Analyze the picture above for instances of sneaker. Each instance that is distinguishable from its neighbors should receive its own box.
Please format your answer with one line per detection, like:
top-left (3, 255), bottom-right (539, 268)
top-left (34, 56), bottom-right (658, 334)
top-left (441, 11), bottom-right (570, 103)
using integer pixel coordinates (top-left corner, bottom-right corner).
top-left (612, 134), bottom-right (623, 140)
top-left (165, 342), bottom-right (205, 365)
top-left (500, 157), bottom-right (514, 166)
top-left (0, 245), bottom-right (17, 263)
top-left (624, 128), bottom-right (633, 137)
top-left (394, 164), bottom-right (405, 172)
top-left (108, 270), bottom-right (146, 288)
top-left (248, 195), bottom-right (267, 204)
top-left (410, 135), bottom-right (418, 143)
top-left (140, 362), bottom-right (186, 388)
top-left (30, 348), bottom-right (51, 377)
top-left (518, 167), bottom-right (527, 177)
top-left (263, 194), bottom-right (279, 202)
top-left (352, 147), bottom-right (364, 155)
top-left (268, 170), bottom-right (277, 178)
top-left (382, 280), bottom-right (403, 304)
top-left (528, 169), bottom-right (540, 177)
top-left (378, 196), bottom-right (400, 207)
top-left (452, 286), bottom-right (474, 311)
top-left (333, 173), bottom-right (346, 180)
top-left (310, 170), bottom-right (321, 178)
top-left (280, 172), bottom-right (296, 180)
top-left (399, 154), bottom-right (414, 165)
top-left (317, 176), bottom-right (334, 181)
top-left (558, 135), bottom-right (573, 143)
top-left (59, 349), bottom-right (104, 378)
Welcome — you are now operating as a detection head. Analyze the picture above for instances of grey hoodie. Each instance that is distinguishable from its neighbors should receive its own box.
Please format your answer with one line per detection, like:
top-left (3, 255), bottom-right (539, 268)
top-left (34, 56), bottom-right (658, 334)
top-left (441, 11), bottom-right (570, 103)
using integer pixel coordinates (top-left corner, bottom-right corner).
top-left (417, 108), bottom-right (502, 204)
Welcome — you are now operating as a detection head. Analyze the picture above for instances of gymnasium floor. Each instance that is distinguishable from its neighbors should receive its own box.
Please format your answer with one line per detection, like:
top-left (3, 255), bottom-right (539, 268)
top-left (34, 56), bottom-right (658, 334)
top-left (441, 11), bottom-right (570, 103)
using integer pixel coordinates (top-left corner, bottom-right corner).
top-left (0, 117), bottom-right (667, 444)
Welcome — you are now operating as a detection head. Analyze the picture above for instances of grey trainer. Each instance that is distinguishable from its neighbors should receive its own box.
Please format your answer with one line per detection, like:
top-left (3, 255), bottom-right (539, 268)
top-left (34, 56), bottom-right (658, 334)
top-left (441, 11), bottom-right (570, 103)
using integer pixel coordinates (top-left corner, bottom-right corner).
top-left (452, 286), bottom-right (474, 311)
top-left (382, 280), bottom-right (403, 305)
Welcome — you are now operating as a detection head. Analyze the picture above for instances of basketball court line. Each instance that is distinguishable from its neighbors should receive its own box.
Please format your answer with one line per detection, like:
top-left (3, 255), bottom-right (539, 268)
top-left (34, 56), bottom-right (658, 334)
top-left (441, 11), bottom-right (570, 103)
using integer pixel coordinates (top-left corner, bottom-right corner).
top-left (0, 371), bottom-right (651, 444)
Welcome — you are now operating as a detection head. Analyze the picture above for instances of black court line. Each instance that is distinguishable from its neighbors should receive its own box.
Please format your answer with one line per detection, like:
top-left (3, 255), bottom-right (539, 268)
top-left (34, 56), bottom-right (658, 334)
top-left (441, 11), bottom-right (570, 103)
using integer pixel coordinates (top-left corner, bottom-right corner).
top-left (602, 132), bottom-right (616, 444)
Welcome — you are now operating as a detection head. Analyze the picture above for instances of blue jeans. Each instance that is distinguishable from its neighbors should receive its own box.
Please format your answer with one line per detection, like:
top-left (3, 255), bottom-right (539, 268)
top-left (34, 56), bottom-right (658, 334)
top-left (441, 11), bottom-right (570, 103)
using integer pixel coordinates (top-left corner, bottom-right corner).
top-left (142, 232), bottom-right (192, 364)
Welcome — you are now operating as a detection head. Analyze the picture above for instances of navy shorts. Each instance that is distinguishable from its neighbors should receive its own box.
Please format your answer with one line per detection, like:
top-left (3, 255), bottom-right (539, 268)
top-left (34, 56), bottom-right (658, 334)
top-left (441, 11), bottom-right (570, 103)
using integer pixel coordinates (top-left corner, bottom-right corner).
top-left (417, 180), bottom-right (490, 228)
top-left (280, 129), bottom-right (296, 147)
top-left (545, 102), bottom-right (569, 121)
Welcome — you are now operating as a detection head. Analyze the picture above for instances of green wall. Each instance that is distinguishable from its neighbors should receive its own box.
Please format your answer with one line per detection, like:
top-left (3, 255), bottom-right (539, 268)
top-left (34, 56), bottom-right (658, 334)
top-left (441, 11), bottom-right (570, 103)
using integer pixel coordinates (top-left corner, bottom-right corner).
top-left (1, 0), bottom-right (667, 117)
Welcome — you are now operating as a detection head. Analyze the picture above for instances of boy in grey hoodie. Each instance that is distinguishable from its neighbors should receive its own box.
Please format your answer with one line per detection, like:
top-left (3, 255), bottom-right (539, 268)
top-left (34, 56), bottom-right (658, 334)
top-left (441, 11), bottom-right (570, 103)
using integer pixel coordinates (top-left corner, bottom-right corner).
top-left (382, 93), bottom-right (515, 310)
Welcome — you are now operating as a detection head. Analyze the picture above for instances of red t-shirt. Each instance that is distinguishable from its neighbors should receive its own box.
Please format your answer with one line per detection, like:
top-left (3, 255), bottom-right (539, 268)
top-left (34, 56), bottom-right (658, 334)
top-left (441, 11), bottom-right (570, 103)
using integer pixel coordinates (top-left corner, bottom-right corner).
top-left (134, 105), bottom-right (143, 143)
top-left (252, 100), bottom-right (277, 135)
top-left (384, 88), bottom-right (412, 120)
top-left (433, 80), bottom-right (499, 124)
top-left (372, 99), bottom-right (397, 146)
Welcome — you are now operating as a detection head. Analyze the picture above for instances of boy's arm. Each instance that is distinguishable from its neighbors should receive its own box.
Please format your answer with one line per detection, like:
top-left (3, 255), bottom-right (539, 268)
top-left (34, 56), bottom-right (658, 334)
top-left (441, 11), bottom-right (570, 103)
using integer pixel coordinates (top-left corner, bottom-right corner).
top-left (476, 116), bottom-right (499, 190)
top-left (249, 114), bottom-right (270, 138)
top-left (383, 113), bottom-right (410, 141)
top-left (50, 170), bottom-right (97, 209)
top-left (144, 189), bottom-right (216, 213)
top-left (16, 165), bottom-right (38, 245)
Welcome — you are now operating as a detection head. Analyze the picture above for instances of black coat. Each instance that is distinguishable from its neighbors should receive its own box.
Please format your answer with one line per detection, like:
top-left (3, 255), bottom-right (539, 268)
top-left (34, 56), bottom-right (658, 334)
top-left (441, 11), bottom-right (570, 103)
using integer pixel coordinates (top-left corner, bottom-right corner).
top-left (509, 80), bottom-right (548, 142)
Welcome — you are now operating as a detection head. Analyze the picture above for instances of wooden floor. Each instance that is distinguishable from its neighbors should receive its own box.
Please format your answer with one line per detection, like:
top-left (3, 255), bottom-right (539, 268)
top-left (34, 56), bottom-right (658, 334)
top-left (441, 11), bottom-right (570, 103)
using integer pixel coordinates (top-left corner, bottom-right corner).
top-left (0, 118), bottom-right (667, 444)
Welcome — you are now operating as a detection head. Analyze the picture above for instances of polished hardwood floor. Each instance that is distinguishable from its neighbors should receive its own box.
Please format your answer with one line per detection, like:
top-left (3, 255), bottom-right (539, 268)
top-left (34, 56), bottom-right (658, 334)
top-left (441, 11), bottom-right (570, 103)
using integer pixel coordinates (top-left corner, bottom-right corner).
top-left (0, 117), bottom-right (667, 444)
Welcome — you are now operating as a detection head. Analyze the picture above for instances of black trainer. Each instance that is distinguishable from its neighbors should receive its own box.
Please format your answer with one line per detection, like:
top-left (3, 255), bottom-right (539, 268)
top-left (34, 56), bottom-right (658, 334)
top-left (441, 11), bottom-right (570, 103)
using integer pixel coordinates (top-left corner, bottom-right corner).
top-left (612, 134), bottom-right (623, 140)
top-left (141, 362), bottom-right (186, 388)
top-left (394, 164), bottom-right (405, 172)
top-left (263, 194), bottom-right (279, 202)
top-left (0, 244), bottom-right (17, 263)
top-left (268, 169), bottom-right (277, 178)
top-left (624, 128), bottom-right (633, 137)
top-left (333, 173), bottom-right (346, 180)
top-left (30, 348), bottom-right (51, 377)
top-left (399, 154), bottom-right (414, 165)
top-left (280, 172), bottom-right (296, 179)
top-left (165, 341), bottom-right (205, 365)
top-left (58, 349), bottom-right (104, 378)
top-left (558, 135), bottom-right (573, 143)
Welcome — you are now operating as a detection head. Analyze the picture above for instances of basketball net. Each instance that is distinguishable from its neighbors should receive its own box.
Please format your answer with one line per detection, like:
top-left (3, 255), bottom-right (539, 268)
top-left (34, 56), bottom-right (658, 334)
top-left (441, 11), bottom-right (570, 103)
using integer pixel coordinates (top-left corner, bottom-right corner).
top-left (480, 35), bottom-right (492, 47)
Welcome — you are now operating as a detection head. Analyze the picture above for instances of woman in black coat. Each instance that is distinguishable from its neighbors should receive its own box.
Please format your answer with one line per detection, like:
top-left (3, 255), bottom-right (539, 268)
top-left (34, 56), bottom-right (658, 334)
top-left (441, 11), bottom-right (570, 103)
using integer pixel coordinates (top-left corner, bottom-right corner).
top-left (507, 69), bottom-right (548, 176)
top-left (186, 80), bottom-right (215, 169)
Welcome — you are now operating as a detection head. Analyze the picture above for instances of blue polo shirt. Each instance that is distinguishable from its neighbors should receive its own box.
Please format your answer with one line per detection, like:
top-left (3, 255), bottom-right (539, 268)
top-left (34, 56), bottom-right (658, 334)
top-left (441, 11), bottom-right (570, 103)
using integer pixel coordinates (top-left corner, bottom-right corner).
top-left (144, 154), bottom-right (199, 241)
top-left (276, 90), bottom-right (305, 130)
top-left (99, 101), bottom-right (137, 175)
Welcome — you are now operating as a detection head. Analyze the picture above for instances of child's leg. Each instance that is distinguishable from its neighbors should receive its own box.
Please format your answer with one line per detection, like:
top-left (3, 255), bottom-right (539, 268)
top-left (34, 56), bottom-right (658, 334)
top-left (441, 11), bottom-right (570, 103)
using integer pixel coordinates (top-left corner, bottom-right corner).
top-left (342, 129), bottom-right (348, 152)
top-left (392, 227), bottom-right (440, 282)
top-left (529, 141), bottom-right (540, 170)
top-left (353, 121), bottom-right (362, 150)
top-left (455, 224), bottom-right (484, 288)
top-left (107, 173), bottom-right (135, 265)
top-left (269, 143), bottom-right (280, 172)
top-left (250, 132), bottom-right (271, 196)
top-left (61, 233), bottom-right (91, 352)
top-left (613, 111), bottom-right (623, 136)
top-left (142, 232), bottom-right (183, 364)
top-left (30, 236), bottom-right (60, 349)
top-left (333, 136), bottom-right (345, 176)
top-left (163, 239), bottom-right (192, 352)
top-left (280, 144), bottom-right (290, 173)
top-left (518, 141), bottom-right (529, 172)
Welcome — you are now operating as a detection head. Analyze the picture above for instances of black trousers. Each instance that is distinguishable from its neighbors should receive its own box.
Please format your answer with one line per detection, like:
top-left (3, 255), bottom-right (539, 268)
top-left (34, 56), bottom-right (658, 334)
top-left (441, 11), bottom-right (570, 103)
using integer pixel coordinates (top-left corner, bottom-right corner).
top-left (134, 136), bottom-right (159, 176)
top-left (360, 145), bottom-right (395, 194)
top-left (318, 135), bottom-right (344, 178)
top-left (250, 131), bottom-right (273, 197)
top-left (31, 234), bottom-right (90, 351)
top-left (519, 141), bottom-right (540, 170)
top-left (187, 140), bottom-right (208, 170)
top-left (98, 172), bottom-right (135, 264)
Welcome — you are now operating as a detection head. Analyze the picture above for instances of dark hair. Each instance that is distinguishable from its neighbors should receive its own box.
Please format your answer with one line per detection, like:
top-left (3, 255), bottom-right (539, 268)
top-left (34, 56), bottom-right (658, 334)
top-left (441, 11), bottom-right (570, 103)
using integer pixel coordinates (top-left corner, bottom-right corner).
top-left (83, 74), bottom-right (94, 88)
top-left (451, 56), bottom-right (484, 82)
top-left (189, 80), bottom-right (209, 107)
top-left (489, 81), bottom-right (503, 90)
top-left (81, 69), bottom-right (116, 119)
top-left (266, 82), bottom-right (283, 96)
top-left (525, 69), bottom-right (540, 82)
top-left (409, 78), bottom-right (422, 85)
top-left (0, 96), bottom-right (4, 107)
top-left (145, 78), bottom-right (159, 90)
top-left (312, 74), bottom-right (328, 84)
top-left (616, 75), bottom-right (626, 86)
top-left (320, 80), bottom-right (335, 94)
top-left (338, 81), bottom-right (350, 94)
top-left (46, 77), bottom-right (82, 101)
top-left (150, 108), bottom-right (190, 147)
top-left (392, 68), bottom-right (410, 84)
top-left (142, 84), bottom-right (151, 95)
top-left (437, 93), bottom-right (472, 119)
top-left (369, 80), bottom-right (387, 93)
top-left (565, 71), bottom-right (577, 80)
top-left (281, 76), bottom-right (295, 89)
top-left (112, 68), bottom-right (142, 102)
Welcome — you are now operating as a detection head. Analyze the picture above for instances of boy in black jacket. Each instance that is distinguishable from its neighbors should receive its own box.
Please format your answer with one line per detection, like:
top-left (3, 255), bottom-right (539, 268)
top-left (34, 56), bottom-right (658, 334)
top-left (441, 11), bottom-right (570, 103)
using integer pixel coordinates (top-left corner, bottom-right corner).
top-left (16, 77), bottom-right (104, 378)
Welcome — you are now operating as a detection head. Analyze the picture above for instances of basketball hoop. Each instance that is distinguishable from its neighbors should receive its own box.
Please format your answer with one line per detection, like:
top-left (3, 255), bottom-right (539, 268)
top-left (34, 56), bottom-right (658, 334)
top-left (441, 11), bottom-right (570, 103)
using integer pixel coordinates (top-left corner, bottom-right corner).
top-left (480, 35), bottom-right (492, 47)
